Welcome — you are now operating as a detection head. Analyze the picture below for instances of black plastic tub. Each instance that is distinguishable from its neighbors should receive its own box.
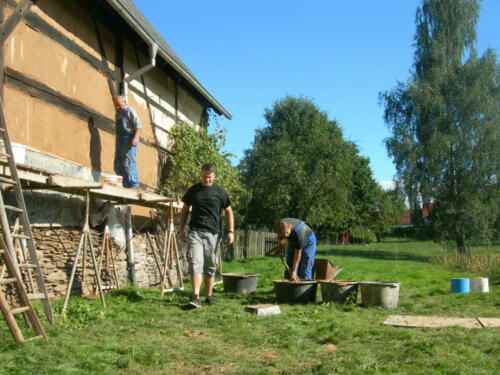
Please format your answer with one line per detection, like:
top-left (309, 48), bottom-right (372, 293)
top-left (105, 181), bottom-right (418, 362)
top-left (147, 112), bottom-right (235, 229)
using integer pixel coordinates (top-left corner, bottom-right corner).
top-left (273, 280), bottom-right (318, 304)
top-left (320, 280), bottom-right (359, 303)
top-left (222, 273), bottom-right (258, 294)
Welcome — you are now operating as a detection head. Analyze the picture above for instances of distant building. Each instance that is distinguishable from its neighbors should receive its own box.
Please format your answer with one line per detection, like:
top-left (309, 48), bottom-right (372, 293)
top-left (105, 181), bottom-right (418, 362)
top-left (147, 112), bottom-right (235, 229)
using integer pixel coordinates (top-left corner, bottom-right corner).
top-left (397, 202), bottom-right (435, 226)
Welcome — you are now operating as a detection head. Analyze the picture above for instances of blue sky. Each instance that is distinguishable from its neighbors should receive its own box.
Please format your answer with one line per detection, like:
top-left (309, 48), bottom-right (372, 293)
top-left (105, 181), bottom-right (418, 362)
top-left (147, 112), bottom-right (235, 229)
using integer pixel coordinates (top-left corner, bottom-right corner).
top-left (133, 0), bottom-right (499, 186)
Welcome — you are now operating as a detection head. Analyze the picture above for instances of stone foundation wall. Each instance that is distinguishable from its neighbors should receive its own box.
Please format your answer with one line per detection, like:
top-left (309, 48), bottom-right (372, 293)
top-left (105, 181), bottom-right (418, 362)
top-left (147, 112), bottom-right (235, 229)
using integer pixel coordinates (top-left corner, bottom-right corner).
top-left (28, 227), bottom-right (187, 299)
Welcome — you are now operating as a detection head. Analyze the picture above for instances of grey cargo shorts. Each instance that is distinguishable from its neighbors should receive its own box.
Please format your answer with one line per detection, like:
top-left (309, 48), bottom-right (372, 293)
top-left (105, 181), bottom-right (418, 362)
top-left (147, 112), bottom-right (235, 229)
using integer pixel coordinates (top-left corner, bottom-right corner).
top-left (186, 230), bottom-right (219, 276)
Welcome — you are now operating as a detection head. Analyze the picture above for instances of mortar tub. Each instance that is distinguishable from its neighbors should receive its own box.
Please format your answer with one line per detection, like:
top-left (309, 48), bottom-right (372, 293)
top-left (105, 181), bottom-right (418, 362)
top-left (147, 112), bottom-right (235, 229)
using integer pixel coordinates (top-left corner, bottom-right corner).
top-left (273, 280), bottom-right (318, 304)
top-left (222, 273), bottom-right (259, 294)
top-left (320, 280), bottom-right (359, 303)
top-left (360, 282), bottom-right (400, 309)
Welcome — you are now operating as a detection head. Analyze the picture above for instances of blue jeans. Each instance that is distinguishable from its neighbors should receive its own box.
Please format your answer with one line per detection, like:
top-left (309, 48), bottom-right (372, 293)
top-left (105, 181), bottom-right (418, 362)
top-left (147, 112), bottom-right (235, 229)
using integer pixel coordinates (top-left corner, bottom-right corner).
top-left (285, 233), bottom-right (316, 280)
top-left (114, 135), bottom-right (139, 188)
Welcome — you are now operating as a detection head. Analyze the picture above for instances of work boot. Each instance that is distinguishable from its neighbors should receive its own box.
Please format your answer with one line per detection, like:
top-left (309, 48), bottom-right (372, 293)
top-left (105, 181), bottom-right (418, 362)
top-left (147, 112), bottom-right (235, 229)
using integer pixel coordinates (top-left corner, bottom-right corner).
top-left (205, 296), bottom-right (216, 306)
top-left (188, 294), bottom-right (201, 308)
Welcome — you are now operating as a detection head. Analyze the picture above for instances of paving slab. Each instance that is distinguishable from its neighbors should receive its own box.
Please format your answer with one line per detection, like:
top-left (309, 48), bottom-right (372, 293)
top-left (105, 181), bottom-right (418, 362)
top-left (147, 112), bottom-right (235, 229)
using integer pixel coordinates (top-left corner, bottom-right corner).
top-left (383, 315), bottom-right (483, 329)
top-left (245, 304), bottom-right (281, 316)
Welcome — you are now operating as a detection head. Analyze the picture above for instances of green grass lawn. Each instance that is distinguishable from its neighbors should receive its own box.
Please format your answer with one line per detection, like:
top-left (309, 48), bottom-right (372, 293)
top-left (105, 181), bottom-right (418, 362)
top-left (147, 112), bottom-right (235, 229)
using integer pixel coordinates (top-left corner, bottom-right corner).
top-left (1, 240), bottom-right (498, 375)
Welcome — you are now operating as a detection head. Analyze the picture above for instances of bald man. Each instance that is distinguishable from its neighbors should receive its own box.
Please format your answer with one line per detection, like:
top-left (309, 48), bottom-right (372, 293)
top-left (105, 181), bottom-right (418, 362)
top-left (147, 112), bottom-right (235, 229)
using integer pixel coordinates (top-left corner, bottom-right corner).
top-left (113, 95), bottom-right (142, 188)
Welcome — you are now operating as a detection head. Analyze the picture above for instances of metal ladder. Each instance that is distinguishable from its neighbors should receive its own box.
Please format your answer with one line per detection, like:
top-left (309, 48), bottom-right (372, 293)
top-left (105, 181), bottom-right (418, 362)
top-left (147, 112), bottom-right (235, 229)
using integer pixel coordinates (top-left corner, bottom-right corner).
top-left (0, 235), bottom-right (47, 342)
top-left (0, 97), bottom-right (53, 323)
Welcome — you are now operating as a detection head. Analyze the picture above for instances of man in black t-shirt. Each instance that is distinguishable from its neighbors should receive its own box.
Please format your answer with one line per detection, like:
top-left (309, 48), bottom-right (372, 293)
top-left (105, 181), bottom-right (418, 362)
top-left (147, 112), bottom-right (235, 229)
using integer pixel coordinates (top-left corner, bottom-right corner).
top-left (180, 163), bottom-right (234, 308)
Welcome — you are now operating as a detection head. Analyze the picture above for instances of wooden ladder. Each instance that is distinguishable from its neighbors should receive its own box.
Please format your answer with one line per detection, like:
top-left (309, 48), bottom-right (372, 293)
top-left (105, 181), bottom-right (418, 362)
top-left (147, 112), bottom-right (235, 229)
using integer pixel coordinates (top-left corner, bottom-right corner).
top-left (0, 236), bottom-right (47, 342)
top-left (0, 97), bottom-right (53, 323)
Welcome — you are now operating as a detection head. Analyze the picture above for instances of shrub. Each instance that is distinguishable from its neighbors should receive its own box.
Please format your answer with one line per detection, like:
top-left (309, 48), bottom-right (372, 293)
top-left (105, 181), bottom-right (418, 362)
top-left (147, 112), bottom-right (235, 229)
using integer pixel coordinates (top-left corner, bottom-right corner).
top-left (349, 227), bottom-right (377, 244)
top-left (432, 252), bottom-right (500, 283)
top-left (392, 225), bottom-right (417, 238)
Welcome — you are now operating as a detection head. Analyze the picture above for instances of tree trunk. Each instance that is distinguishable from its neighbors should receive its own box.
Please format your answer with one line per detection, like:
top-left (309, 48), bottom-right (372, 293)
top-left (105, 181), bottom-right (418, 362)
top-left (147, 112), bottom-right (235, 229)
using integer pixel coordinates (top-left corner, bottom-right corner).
top-left (455, 237), bottom-right (466, 253)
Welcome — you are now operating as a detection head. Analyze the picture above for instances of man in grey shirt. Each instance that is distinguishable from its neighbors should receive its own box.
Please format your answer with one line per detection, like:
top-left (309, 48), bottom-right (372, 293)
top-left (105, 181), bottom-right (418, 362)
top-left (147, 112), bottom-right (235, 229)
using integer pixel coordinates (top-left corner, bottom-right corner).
top-left (113, 95), bottom-right (142, 188)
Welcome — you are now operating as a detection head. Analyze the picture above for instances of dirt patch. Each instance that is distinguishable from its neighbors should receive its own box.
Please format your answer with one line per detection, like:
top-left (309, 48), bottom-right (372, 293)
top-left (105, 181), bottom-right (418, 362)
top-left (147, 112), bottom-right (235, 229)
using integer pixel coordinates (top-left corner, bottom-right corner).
top-left (183, 330), bottom-right (210, 340)
top-left (168, 362), bottom-right (227, 375)
top-left (323, 343), bottom-right (340, 352)
top-left (260, 350), bottom-right (279, 360)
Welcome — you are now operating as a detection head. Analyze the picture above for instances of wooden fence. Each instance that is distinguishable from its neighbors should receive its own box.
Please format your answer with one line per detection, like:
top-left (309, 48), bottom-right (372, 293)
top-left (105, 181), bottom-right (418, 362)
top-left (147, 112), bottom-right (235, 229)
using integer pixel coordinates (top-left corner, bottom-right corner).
top-left (221, 230), bottom-right (277, 260)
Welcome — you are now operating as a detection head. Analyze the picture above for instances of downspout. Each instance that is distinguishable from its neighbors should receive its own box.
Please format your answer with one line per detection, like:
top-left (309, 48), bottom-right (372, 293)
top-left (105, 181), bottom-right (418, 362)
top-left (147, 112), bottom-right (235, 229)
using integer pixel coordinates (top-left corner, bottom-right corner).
top-left (125, 205), bottom-right (136, 285)
top-left (123, 40), bottom-right (158, 97)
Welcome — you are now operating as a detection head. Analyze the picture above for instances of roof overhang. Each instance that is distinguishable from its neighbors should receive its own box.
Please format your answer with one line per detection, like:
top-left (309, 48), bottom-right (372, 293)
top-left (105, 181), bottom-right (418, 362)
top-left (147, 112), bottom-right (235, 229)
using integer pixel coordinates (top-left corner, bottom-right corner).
top-left (105, 0), bottom-right (232, 119)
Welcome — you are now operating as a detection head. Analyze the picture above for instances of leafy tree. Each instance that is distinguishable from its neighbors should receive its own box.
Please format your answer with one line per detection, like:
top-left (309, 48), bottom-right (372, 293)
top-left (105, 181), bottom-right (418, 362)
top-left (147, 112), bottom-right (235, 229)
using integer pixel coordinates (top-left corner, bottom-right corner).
top-left (368, 187), bottom-right (406, 242)
top-left (240, 96), bottom-right (379, 237)
top-left (380, 0), bottom-right (499, 252)
top-left (161, 122), bottom-right (246, 225)
top-left (348, 152), bottom-right (380, 229)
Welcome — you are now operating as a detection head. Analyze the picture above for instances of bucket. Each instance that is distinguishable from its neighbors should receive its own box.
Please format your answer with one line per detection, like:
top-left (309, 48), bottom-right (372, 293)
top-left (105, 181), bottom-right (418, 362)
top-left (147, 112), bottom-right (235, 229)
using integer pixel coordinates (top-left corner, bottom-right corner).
top-left (273, 280), bottom-right (317, 304)
top-left (101, 175), bottom-right (123, 186)
top-left (360, 282), bottom-right (400, 309)
top-left (320, 280), bottom-right (358, 303)
top-left (11, 143), bottom-right (26, 164)
top-left (222, 273), bottom-right (258, 294)
top-left (469, 277), bottom-right (489, 293)
top-left (451, 278), bottom-right (470, 293)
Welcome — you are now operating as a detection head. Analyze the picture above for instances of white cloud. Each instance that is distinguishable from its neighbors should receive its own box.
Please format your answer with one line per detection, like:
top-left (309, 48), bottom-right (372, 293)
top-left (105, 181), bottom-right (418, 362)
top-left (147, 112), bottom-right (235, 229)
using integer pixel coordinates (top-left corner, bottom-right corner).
top-left (379, 180), bottom-right (395, 191)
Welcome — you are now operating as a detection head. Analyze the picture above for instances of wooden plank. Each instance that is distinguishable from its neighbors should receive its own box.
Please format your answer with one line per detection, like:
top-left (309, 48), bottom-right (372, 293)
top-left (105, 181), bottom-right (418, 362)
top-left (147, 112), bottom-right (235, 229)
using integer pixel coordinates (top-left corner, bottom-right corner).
top-left (90, 184), bottom-right (140, 201)
top-left (1, 166), bottom-right (48, 184)
top-left (27, 293), bottom-right (48, 300)
top-left (139, 191), bottom-right (173, 203)
top-left (48, 174), bottom-right (102, 189)
top-left (382, 315), bottom-right (483, 329)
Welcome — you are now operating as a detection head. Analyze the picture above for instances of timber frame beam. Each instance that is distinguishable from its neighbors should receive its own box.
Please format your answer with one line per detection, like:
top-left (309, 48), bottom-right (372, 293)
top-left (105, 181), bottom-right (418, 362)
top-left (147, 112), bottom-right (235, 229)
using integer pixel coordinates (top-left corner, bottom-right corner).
top-left (0, 0), bottom-right (35, 44)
